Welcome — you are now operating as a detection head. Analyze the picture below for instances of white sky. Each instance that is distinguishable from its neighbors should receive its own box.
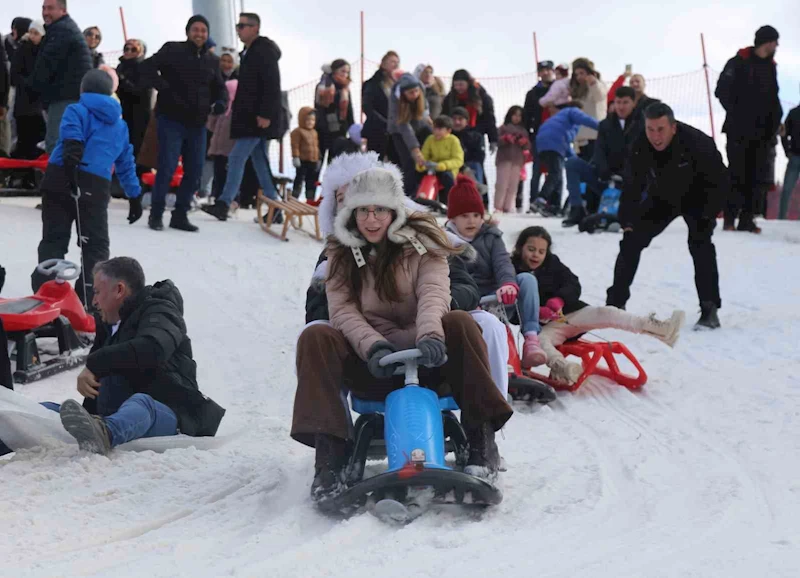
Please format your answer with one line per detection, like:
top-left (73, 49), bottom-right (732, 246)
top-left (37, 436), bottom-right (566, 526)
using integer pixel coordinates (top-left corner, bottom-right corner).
top-left (3, 0), bottom-right (798, 107)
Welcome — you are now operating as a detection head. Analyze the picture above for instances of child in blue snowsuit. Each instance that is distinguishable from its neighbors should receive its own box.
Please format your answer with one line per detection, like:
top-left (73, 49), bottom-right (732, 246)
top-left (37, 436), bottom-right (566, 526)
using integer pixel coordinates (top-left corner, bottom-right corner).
top-left (32, 69), bottom-right (141, 306)
top-left (534, 104), bottom-right (599, 215)
top-left (579, 181), bottom-right (621, 233)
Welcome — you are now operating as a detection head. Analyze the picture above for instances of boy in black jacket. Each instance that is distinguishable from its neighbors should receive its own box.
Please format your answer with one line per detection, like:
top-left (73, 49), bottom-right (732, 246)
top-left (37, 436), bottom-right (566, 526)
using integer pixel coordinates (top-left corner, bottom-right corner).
top-left (451, 107), bottom-right (486, 182)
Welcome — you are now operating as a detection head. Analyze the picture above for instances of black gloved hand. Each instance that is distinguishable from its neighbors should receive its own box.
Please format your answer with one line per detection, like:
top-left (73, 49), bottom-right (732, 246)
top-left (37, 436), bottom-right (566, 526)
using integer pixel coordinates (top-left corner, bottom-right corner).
top-left (416, 337), bottom-right (447, 367)
top-left (64, 162), bottom-right (79, 194)
top-left (366, 341), bottom-right (398, 379)
top-left (211, 101), bottom-right (225, 115)
top-left (128, 196), bottom-right (143, 224)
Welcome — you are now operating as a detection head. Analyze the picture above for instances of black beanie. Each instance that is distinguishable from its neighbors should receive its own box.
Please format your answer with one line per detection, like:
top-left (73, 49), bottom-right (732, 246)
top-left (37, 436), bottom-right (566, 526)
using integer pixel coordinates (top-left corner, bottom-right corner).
top-left (451, 106), bottom-right (469, 120)
top-left (754, 25), bottom-right (779, 47)
top-left (80, 68), bottom-right (113, 96)
top-left (186, 14), bottom-right (210, 35)
top-left (453, 69), bottom-right (471, 83)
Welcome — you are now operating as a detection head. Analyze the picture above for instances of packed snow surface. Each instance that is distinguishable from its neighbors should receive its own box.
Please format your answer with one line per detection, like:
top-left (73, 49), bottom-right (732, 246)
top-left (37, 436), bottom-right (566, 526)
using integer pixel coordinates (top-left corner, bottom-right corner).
top-left (1, 196), bottom-right (799, 578)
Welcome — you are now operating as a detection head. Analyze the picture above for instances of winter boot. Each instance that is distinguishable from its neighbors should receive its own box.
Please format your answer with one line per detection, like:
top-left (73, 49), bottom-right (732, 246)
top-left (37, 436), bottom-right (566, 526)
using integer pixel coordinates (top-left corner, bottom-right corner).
top-left (695, 301), bottom-right (721, 330)
top-left (148, 213), bottom-right (164, 231)
top-left (562, 205), bottom-right (586, 228)
top-left (311, 434), bottom-right (348, 504)
top-left (736, 213), bottom-right (761, 234)
top-left (723, 216), bottom-right (736, 231)
top-left (59, 399), bottom-right (112, 455)
top-left (549, 358), bottom-right (583, 384)
top-left (201, 200), bottom-right (229, 222)
top-left (641, 310), bottom-right (686, 347)
top-left (522, 333), bottom-right (547, 367)
top-left (464, 422), bottom-right (501, 480)
top-left (169, 211), bottom-right (199, 232)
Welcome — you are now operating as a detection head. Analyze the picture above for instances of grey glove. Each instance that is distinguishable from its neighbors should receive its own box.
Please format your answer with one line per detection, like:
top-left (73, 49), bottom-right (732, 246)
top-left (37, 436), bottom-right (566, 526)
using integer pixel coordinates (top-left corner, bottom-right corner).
top-left (292, 157), bottom-right (301, 168)
top-left (367, 341), bottom-right (399, 379)
top-left (416, 338), bottom-right (447, 367)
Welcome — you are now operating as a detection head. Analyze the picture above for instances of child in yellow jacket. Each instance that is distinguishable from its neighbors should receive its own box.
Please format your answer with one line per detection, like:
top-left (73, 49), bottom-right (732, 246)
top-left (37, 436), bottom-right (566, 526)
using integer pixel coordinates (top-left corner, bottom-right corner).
top-left (416, 115), bottom-right (464, 203)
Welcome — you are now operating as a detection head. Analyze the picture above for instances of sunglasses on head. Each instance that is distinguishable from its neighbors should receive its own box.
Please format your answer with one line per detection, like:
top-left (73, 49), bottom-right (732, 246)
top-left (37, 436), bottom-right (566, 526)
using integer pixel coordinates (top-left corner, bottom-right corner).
top-left (236, 23), bottom-right (255, 29)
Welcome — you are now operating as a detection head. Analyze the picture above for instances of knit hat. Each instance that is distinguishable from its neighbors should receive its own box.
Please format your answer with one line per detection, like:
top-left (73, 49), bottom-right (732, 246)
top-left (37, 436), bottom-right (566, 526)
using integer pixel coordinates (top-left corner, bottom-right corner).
top-left (453, 69), bottom-right (471, 83)
top-left (754, 25), bottom-right (779, 47)
top-left (334, 165), bottom-right (409, 247)
top-left (447, 175), bottom-right (485, 219)
top-left (28, 19), bottom-right (45, 37)
top-left (80, 68), bottom-right (114, 96)
top-left (396, 72), bottom-right (422, 93)
top-left (186, 15), bottom-right (210, 34)
top-left (450, 106), bottom-right (469, 120)
top-left (12, 17), bottom-right (32, 35)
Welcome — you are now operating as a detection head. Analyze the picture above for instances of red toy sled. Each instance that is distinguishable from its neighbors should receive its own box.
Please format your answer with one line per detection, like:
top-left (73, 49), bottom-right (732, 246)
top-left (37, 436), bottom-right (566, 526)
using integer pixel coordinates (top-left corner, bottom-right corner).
top-left (0, 155), bottom-right (49, 172)
top-left (415, 166), bottom-right (447, 214)
top-left (0, 260), bottom-right (95, 386)
top-left (0, 154), bottom-right (49, 196)
top-left (141, 163), bottom-right (184, 189)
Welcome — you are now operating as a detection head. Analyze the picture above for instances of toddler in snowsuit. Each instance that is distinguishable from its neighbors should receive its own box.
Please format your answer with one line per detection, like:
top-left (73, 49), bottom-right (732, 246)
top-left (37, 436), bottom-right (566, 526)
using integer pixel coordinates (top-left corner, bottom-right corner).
top-left (416, 115), bottom-right (464, 205)
top-left (32, 68), bottom-right (141, 306)
top-left (446, 176), bottom-right (547, 368)
top-left (494, 105), bottom-right (530, 213)
top-left (512, 226), bottom-right (685, 384)
top-left (291, 107), bottom-right (321, 200)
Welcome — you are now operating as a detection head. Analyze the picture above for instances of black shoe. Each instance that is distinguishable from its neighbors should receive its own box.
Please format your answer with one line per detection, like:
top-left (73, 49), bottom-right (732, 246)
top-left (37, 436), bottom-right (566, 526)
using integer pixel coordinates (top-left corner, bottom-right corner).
top-left (695, 301), bottom-right (720, 330)
top-left (169, 212), bottom-right (199, 232)
top-left (201, 200), bottom-right (229, 222)
top-left (736, 214), bottom-right (761, 234)
top-left (464, 422), bottom-right (501, 480)
top-left (311, 434), bottom-right (348, 503)
top-left (723, 217), bottom-right (735, 231)
top-left (148, 214), bottom-right (164, 231)
top-left (562, 205), bottom-right (587, 228)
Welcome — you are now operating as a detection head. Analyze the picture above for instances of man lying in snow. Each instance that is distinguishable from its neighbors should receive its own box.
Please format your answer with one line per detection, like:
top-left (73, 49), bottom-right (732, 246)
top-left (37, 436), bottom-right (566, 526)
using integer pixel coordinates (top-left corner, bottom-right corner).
top-left (0, 257), bottom-right (225, 456)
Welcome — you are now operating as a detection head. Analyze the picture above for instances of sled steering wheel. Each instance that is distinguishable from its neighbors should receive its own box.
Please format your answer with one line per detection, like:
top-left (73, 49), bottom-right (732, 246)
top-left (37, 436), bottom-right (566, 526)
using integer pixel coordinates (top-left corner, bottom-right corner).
top-left (35, 259), bottom-right (81, 282)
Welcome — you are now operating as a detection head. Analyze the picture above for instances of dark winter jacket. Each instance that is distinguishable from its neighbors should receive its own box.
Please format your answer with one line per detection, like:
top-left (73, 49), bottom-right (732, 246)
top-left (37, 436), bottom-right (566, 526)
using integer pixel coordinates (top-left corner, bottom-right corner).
top-left (442, 84), bottom-right (498, 144)
top-left (315, 79), bottom-right (354, 139)
top-left (90, 50), bottom-right (104, 69)
top-left (592, 112), bottom-right (639, 181)
top-left (454, 126), bottom-right (486, 163)
top-left (9, 39), bottom-right (42, 117)
top-left (361, 69), bottom-right (391, 148)
top-left (536, 107), bottom-right (599, 158)
top-left (782, 105), bottom-right (800, 157)
top-left (116, 56), bottom-right (153, 157)
top-left (513, 253), bottom-right (588, 315)
top-left (619, 121), bottom-right (729, 227)
top-left (140, 40), bottom-right (227, 128)
top-left (523, 80), bottom-right (552, 135)
top-left (448, 222), bottom-right (516, 297)
top-left (230, 36), bottom-right (282, 140)
top-left (715, 47), bottom-right (782, 142)
top-left (0, 39), bottom-right (8, 108)
top-left (83, 281), bottom-right (225, 437)
top-left (43, 93), bottom-right (140, 199)
top-left (29, 14), bottom-right (91, 106)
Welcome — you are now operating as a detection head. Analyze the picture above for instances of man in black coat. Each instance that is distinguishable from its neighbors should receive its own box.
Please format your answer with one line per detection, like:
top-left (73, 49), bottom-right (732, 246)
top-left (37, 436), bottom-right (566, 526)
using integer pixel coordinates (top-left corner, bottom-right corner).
top-left (140, 15), bottom-right (227, 233)
top-left (715, 25), bottom-right (782, 233)
top-left (29, 0), bottom-right (91, 154)
top-left (203, 12), bottom-right (282, 221)
top-left (56, 257), bottom-right (225, 455)
top-left (522, 61), bottom-right (556, 209)
top-left (606, 103), bottom-right (728, 329)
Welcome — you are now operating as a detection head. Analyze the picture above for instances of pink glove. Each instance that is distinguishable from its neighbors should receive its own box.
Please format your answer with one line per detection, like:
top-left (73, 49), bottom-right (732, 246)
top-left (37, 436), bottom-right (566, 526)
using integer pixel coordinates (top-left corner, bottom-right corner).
top-left (539, 306), bottom-right (559, 322)
top-left (545, 297), bottom-right (565, 314)
top-left (497, 283), bottom-right (519, 306)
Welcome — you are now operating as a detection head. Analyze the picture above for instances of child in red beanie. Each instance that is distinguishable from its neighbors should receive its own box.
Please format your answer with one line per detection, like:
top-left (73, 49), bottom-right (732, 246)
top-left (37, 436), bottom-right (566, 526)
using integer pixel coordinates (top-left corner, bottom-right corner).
top-left (445, 176), bottom-right (546, 367)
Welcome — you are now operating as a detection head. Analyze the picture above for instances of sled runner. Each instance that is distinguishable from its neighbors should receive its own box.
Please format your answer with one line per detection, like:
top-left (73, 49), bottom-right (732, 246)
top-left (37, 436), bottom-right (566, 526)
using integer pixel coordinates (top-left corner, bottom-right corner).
top-left (315, 349), bottom-right (503, 521)
top-left (0, 260), bottom-right (95, 386)
top-left (256, 186), bottom-right (321, 242)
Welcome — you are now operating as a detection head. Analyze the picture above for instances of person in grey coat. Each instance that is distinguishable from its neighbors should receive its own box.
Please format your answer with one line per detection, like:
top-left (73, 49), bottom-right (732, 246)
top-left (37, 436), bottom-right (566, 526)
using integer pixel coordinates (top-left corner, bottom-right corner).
top-left (387, 72), bottom-right (431, 196)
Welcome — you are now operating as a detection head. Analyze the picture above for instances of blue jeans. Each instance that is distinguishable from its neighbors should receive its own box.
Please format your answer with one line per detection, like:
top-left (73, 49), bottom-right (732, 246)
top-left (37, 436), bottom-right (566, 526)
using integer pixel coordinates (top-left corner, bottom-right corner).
top-left (780, 155), bottom-right (800, 220)
top-left (566, 156), bottom-right (603, 208)
top-left (219, 137), bottom-right (277, 206)
top-left (45, 100), bottom-right (76, 154)
top-left (515, 272), bottom-right (542, 334)
top-left (151, 115), bottom-right (207, 217)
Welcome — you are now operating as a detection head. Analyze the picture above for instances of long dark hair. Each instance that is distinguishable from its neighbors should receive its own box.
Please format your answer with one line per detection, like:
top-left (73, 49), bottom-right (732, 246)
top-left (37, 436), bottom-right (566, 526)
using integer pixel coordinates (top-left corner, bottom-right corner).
top-left (511, 226), bottom-right (553, 271)
top-left (450, 70), bottom-right (483, 113)
top-left (504, 105), bottom-right (524, 126)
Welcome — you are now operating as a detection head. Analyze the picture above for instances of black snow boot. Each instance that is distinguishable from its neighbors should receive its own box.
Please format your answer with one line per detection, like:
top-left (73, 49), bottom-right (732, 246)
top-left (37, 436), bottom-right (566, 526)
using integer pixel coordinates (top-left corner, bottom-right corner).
top-left (148, 213), bottom-right (164, 231)
top-left (311, 434), bottom-right (348, 503)
top-left (562, 205), bottom-right (586, 228)
top-left (464, 422), bottom-right (501, 480)
top-left (169, 212), bottom-right (199, 232)
top-left (695, 301), bottom-right (721, 330)
top-left (736, 213), bottom-right (761, 234)
top-left (201, 201), bottom-right (229, 222)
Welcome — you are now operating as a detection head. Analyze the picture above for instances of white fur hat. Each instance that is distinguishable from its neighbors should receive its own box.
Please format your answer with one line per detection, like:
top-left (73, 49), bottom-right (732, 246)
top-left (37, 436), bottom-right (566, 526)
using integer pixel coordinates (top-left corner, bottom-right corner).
top-left (333, 165), bottom-right (410, 248)
top-left (319, 152), bottom-right (381, 237)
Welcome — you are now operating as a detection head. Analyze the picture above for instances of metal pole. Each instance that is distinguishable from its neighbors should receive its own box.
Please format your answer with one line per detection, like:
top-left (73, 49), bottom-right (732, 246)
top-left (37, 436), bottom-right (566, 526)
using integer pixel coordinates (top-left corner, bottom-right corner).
top-left (119, 7), bottom-right (128, 42)
top-left (701, 33), bottom-right (716, 139)
top-left (533, 32), bottom-right (539, 67)
top-left (360, 11), bottom-right (365, 121)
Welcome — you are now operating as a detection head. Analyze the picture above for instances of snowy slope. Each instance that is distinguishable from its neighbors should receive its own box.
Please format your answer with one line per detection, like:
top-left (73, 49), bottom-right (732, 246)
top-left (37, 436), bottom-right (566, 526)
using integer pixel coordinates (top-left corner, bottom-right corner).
top-left (1, 196), bottom-right (799, 578)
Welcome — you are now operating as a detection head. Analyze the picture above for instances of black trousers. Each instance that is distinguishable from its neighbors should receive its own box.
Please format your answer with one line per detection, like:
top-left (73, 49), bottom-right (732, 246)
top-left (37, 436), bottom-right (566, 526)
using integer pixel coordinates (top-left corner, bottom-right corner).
top-left (606, 199), bottom-right (720, 309)
top-left (539, 151), bottom-right (564, 209)
top-left (292, 161), bottom-right (320, 200)
top-left (725, 138), bottom-right (773, 221)
top-left (0, 319), bottom-right (12, 390)
top-left (13, 115), bottom-right (46, 160)
top-left (32, 186), bottom-right (110, 306)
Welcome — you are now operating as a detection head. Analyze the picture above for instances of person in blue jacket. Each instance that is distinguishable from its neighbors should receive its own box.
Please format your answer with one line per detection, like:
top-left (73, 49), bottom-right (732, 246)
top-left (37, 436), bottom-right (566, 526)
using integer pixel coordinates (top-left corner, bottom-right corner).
top-left (31, 68), bottom-right (141, 307)
top-left (533, 103), bottom-right (599, 216)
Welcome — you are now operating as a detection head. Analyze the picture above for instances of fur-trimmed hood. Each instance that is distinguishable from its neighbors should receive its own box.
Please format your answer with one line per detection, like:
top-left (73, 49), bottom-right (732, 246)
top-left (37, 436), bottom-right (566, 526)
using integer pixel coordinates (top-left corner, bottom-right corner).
top-left (319, 152), bottom-right (382, 238)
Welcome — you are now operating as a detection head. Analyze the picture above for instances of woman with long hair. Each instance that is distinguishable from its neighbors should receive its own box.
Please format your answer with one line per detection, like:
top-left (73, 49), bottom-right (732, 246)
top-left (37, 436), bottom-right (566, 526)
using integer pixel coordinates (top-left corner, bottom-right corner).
top-left (362, 50), bottom-right (399, 158)
top-left (83, 26), bottom-right (104, 68)
top-left (387, 73), bottom-right (430, 196)
top-left (291, 165), bottom-right (513, 504)
top-left (116, 39), bottom-right (152, 166)
top-left (568, 58), bottom-right (607, 159)
top-left (315, 59), bottom-right (355, 164)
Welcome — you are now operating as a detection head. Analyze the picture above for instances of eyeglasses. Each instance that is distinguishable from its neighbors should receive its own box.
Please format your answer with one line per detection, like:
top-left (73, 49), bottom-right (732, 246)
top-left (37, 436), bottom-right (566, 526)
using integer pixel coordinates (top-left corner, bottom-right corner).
top-left (354, 207), bottom-right (392, 222)
top-left (123, 46), bottom-right (138, 53)
top-left (236, 23), bottom-right (255, 29)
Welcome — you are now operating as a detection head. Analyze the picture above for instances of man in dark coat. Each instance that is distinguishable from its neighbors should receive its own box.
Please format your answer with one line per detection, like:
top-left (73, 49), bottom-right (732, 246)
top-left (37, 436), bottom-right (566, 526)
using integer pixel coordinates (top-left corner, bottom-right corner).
top-left (56, 257), bottom-right (225, 455)
top-left (140, 14), bottom-right (227, 233)
top-left (522, 61), bottom-right (556, 209)
top-left (715, 25), bottom-right (782, 233)
top-left (29, 0), bottom-right (91, 154)
top-left (606, 103), bottom-right (728, 330)
top-left (202, 12), bottom-right (282, 221)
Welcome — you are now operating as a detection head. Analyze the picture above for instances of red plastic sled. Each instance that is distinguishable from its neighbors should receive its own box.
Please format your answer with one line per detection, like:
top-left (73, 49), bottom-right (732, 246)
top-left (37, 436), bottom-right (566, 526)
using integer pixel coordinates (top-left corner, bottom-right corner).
top-left (141, 162), bottom-right (184, 189)
top-left (526, 340), bottom-right (647, 392)
top-left (0, 154), bottom-right (49, 172)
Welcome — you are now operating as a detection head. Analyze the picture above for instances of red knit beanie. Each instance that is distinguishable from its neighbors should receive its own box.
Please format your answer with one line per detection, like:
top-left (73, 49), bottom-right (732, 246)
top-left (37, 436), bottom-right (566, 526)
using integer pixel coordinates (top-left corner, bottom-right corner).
top-left (447, 175), bottom-right (485, 219)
